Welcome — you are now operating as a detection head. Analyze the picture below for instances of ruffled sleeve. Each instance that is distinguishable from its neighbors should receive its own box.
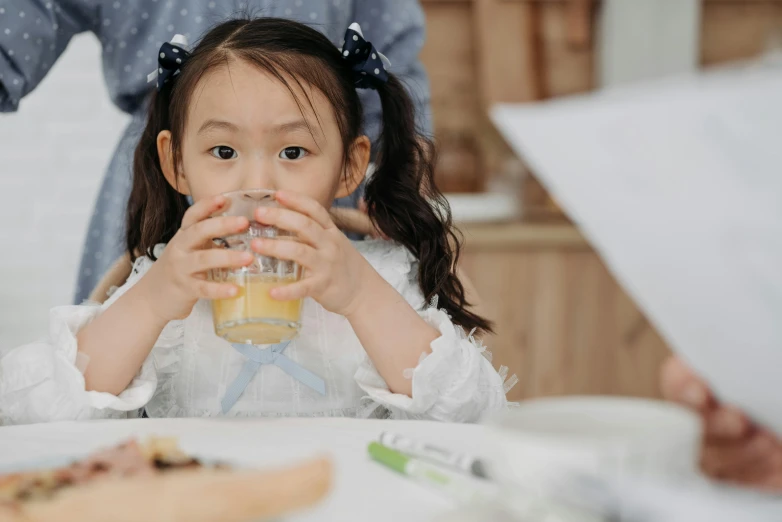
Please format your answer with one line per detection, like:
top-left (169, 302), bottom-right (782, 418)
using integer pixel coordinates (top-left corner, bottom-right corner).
top-left (352, 241), bottom-right (517, 422)
top-left (0, 249), bottom-right (181, 425)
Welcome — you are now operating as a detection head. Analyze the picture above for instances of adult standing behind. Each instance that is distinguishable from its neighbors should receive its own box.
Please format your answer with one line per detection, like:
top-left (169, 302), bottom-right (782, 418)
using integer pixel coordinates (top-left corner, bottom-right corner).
top-left (0, 0), bottom-right (431, 302)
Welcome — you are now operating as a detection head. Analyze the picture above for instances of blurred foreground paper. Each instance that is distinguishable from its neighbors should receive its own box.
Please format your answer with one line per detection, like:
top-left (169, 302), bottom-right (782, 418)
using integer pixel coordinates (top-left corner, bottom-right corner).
top-left (492, 62), bottom-right (782, 436)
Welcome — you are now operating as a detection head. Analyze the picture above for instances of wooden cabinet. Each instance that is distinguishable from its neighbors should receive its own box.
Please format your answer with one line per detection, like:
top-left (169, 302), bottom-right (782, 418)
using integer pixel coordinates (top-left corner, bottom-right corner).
top-left (457, 224), bottom-right (671, 401)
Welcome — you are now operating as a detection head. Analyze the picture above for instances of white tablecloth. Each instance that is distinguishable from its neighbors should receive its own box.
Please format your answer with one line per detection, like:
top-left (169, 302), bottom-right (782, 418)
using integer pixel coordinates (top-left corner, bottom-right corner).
top-left (0, 418), bottom-right (488, 521)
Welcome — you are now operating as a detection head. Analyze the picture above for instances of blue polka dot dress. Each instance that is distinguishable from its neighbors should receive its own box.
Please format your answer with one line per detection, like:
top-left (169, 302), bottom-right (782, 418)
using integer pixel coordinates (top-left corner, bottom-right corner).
top-left (0, 0), bottom-right (432, 303)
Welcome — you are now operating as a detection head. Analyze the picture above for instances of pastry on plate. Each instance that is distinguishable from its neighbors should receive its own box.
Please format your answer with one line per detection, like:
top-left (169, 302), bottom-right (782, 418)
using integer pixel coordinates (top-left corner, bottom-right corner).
top-left (0, 438), bottom-right (331, 522)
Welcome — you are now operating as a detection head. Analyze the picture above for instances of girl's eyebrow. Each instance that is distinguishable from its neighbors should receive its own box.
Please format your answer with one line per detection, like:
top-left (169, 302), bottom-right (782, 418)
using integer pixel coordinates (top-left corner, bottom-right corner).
top-left (272, 119), bottom-right (321, 139)
top-left (197, 119), bottom-right (240, 135)
top-left (197, 118), bottom-right (320, 139)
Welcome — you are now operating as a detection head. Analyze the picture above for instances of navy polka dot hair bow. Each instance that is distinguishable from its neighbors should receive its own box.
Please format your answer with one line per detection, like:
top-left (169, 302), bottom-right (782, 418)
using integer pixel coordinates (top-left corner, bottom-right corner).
top-left (340, 23), bottom-right (391, 90)
top-left (147, 34), bottom-right (190, 91)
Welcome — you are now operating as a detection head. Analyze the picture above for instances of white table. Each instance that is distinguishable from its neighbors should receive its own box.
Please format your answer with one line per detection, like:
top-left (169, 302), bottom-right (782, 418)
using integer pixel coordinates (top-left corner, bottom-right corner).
top-left (0, 418), bottom-right (488, 522)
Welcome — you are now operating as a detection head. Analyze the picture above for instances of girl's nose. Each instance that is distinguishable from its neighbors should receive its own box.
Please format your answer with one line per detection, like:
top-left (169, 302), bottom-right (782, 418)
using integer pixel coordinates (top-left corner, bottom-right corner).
top-left (240, 163), bottom-right (275, 192)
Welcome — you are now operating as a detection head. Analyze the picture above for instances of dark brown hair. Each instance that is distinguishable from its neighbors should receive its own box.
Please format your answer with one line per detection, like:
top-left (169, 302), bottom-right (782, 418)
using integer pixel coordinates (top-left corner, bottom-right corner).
top-left (127, 17), bottom-right (491, 333)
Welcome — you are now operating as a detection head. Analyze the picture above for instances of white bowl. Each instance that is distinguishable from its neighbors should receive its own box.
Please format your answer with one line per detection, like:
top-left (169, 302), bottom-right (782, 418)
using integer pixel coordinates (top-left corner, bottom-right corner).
top-left (485, 396), bottom-right (703, 487)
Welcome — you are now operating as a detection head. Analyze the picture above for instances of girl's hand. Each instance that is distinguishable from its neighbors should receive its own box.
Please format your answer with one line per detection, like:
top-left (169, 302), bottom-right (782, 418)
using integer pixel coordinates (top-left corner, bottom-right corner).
top-left (140, 195), bottom-right (254, 321)
top-left (660, 355), bottom-right (782, 491)
top-left (251, 191), bottom-right (378, 316)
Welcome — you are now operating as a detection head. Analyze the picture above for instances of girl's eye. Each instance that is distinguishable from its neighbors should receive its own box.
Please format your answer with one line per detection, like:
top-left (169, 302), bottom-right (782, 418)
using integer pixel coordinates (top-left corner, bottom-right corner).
top-left (210, 146), bottom-right (237, 160)
top-left (279, 147), bottom-right (308, 160)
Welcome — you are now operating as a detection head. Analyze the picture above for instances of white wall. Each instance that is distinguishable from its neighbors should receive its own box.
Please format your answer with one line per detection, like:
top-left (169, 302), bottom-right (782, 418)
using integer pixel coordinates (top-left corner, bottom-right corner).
top-left (598, 0), bottom-right (701, 88)
top-left (0, 34), bottom-right (129, 351)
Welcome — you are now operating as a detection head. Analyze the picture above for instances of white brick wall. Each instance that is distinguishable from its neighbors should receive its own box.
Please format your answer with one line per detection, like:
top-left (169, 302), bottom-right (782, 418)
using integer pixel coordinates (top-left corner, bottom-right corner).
top-left (0, 34), bottom-right (129, 351)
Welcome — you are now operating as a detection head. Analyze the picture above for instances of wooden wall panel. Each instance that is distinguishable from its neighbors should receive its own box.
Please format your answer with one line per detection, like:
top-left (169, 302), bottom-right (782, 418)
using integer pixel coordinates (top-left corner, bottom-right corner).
top-left (420, 2), bottom-right (486, 192)
top-left (538, 1), bottom-right (594, 96)
top-left (419, 3), bottom-right (482, 133)
top-left (473, 0), bottom-right (539, 104)
top-left (701, 1), bottom-right (782, 66)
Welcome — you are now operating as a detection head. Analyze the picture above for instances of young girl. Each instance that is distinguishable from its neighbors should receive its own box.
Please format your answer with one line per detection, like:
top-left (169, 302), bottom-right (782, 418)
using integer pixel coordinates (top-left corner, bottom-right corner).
top-left (0, 18), bottom-right (513, 424)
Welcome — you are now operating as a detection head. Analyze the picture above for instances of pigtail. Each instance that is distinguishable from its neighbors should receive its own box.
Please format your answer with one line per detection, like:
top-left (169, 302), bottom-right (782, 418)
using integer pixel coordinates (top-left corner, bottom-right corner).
top-left (364, 76), bottom-right (492, 333)
top-left (125, 89), bottom-right (189, 262)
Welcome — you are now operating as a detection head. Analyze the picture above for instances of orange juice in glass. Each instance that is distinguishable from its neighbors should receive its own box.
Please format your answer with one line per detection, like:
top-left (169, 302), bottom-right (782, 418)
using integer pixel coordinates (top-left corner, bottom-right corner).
top-left (209, 189), bottom-right (302, 345)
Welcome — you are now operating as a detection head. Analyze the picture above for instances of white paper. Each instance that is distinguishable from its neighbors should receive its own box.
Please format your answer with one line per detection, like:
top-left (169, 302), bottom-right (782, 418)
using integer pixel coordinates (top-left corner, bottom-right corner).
top-left (491, 61), bottom-right (782, 436)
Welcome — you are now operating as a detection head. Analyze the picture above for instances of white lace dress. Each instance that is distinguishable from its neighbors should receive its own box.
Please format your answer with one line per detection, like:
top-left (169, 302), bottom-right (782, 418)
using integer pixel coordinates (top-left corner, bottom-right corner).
top-left (0, 241), bottom-right (515, 425)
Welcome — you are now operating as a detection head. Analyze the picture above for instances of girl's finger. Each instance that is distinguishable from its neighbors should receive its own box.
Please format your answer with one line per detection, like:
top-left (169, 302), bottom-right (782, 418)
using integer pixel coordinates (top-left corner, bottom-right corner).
top-left (255, 206), bottom-right (325, 247)
top-left (251, 238), bottom-right (318, 270)
top-left (193, 280), bottom-right (240, 300)
top-left (181, 195), bottom-right (227, 229)
top-left (186, 249), bottom-right (254, 275)
top-left (274, 191), bottom-right (335, 231)
top-left (270, 279), bottom-right (312, 302)
top-left (181, 215), bottom-right (249, 249)
top-left (659, 356), bottom-right (712, 410)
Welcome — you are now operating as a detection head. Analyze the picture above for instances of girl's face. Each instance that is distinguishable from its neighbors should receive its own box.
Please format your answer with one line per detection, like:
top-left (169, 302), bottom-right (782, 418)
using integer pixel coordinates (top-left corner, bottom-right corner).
top-left (157, 58), bottom-right (369, 208)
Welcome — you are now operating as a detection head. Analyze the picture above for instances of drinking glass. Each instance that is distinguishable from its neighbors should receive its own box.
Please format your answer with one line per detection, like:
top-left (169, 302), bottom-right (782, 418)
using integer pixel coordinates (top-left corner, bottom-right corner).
top-left (209, 189), bottom-right (302, 344)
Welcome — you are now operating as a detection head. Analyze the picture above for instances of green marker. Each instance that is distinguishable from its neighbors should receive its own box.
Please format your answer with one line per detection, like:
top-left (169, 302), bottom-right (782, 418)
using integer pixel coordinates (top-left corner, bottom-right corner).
top-left (368, 442), bottom-right (496, 503)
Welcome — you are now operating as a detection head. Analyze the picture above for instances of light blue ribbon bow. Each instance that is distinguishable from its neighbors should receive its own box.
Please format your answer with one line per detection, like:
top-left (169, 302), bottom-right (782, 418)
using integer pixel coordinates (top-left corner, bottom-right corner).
top-left (221, 341), bottom-right (327, 413)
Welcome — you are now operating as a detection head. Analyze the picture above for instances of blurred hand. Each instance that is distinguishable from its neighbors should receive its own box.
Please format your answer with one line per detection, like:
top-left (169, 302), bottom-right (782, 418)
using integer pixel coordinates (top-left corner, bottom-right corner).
top-left (660, 355), bottom-right (782, 491)
top-left (329, 199), bottom-right (387, 239)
